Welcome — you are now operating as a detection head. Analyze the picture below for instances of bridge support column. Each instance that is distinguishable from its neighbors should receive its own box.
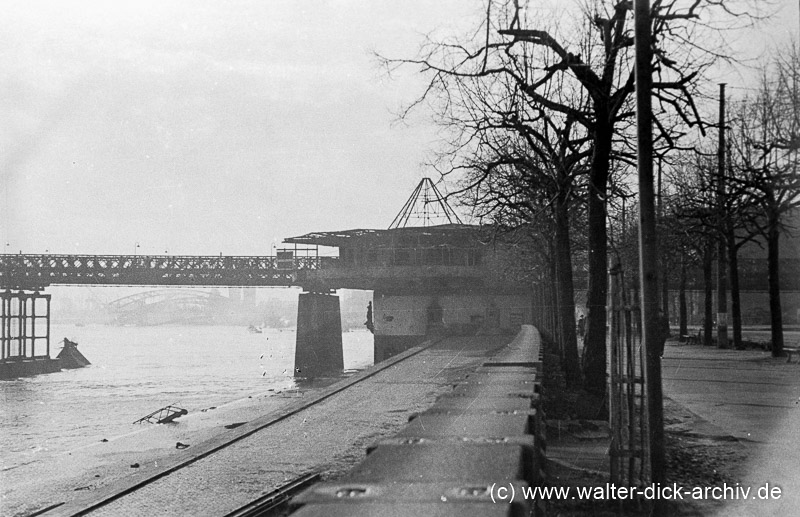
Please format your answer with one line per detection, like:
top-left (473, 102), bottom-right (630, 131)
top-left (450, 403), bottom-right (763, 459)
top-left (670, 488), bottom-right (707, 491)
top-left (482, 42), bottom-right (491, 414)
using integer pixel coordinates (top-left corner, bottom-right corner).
top-left (1, 290), bottom-right (59, 379)
top-left (295, 292), bottom-right (343, 377)
top-left (372, 293), bottom-right (429, 363)
top-left (372, 292), bottom-right (534, 363)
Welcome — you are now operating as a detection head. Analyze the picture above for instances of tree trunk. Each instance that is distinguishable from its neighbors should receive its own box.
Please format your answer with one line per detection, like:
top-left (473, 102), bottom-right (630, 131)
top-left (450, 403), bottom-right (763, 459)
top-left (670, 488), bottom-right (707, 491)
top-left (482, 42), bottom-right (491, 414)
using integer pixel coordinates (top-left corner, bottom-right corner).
top-left (548, 260), bottom-right (560, 346)
top-left (728, 236), bottom-right (744, 350)
top-left (679, 254), bottom-right (688, 338)
top-left (554, 198), bottom-right (581, 386)
top-left (583, 119), bottom-right (611, 396)
top-left (549, 249), bottom-right (562, 348)
top-left (662, 266), bottom-right (670, 326)
top-left (767, 216), bottom-right (785, 356)
top-left (703, 243), bottom-right (714, 346)
top-left (531, 279), bottom-right (551, 342)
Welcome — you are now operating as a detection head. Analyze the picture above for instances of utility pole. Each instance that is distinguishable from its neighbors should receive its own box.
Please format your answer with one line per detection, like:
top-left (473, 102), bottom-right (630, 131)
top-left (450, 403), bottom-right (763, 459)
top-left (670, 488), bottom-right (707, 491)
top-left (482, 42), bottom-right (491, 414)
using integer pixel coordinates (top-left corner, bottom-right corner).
top-left (634, 0), bottom-right (666, 498)
top-left (658, 157), bottom-right (669, 318)
top-left (717, 84), bottom-right (729, 349)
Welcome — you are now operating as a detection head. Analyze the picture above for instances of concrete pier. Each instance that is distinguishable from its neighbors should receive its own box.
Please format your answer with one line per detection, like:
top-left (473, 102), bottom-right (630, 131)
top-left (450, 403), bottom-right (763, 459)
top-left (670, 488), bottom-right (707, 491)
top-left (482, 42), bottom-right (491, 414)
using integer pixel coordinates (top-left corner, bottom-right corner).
top-left (372, 291), bottom-right (533, 362)
top-left (294, 292), bottom-right (343, 377)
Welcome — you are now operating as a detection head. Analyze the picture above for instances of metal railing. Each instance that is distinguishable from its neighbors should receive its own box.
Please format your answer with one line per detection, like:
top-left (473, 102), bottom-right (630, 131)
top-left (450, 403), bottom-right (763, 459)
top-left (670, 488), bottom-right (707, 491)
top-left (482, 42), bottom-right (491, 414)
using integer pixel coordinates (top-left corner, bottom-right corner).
top-left (608, 265), bottom-right (648, 487)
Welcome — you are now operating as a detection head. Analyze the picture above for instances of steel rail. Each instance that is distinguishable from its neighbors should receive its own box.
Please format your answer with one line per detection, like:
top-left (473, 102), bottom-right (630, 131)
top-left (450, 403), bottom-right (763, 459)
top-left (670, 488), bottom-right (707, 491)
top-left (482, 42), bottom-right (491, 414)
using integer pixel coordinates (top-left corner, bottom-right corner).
top-left (222, 472), bottom-right (321, 517)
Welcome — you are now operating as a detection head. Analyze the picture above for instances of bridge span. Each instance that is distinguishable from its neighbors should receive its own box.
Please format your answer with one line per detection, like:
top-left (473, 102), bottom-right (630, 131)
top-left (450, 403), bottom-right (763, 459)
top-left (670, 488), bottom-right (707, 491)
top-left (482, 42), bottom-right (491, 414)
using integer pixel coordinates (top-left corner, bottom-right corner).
top-left (1, 224), bottom-right (541, 380)
top-left (0, 250), bottom-right (345, 378)
top-left (0, 252), bottom-right (334, 290)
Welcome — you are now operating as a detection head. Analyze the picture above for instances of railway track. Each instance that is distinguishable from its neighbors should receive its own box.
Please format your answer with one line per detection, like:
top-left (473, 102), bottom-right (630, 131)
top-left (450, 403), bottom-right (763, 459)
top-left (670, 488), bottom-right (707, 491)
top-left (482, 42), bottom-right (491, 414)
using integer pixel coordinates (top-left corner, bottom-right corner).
top-left (223, 472), bottom-right (320, 517)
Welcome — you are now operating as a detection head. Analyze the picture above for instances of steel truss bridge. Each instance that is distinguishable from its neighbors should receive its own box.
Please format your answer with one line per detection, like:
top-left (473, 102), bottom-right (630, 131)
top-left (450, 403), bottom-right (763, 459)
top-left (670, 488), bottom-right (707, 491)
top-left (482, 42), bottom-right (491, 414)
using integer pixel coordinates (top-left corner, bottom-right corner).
top-left (0, 253), bottom-right (337, 290)
top-left (107, 289), bottom-right (222, 325)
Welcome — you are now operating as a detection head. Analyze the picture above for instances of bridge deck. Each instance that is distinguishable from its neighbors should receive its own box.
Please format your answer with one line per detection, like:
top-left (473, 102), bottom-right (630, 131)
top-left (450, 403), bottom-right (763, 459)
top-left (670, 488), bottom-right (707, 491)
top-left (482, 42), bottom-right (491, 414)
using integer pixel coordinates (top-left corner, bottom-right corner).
top-left (0, 254), bottom-right (336, 289)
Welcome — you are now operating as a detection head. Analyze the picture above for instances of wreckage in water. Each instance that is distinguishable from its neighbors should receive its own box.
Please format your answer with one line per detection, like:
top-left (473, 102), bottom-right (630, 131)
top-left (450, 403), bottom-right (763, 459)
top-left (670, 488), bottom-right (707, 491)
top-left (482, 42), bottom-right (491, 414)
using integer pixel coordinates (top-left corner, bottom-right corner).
top-left (134, 405), bottom-right (189, 424)
top-left (56, 338), bottom-right (91, 369)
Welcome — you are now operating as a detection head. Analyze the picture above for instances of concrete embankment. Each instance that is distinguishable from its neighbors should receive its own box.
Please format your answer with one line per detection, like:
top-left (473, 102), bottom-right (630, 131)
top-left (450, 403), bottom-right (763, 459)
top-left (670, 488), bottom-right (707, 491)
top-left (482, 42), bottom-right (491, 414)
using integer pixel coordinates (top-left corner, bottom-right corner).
top-left (288, 324), bottom-right (546, 517)
top-left (35, 330), bottom-right (543, 517)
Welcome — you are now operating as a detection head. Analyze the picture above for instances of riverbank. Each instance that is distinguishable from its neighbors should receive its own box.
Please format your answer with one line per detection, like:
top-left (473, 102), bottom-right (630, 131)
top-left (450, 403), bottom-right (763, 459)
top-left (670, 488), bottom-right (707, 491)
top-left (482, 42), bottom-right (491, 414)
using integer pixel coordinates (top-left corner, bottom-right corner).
top-left (1, 325), bottom-right (374, 517)
top-left (7, 335), bottom-right (513, 517)
top-left (3, 379), bottom-right (334, 516)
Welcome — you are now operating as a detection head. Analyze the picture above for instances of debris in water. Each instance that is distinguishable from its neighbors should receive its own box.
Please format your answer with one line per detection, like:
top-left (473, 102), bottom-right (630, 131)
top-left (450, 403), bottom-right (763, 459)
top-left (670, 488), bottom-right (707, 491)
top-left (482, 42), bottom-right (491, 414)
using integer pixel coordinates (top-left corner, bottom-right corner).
top-left (133, 405), bottom-right (188, 424)
top-left (57, 337), bottom-right (91, 369)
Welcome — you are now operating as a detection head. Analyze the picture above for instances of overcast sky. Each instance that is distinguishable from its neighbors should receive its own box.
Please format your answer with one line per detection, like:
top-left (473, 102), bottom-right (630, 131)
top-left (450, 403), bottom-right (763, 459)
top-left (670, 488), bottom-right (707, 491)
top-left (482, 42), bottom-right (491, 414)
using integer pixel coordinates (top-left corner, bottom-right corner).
top-left (1, 0), bottom-right (797, 256)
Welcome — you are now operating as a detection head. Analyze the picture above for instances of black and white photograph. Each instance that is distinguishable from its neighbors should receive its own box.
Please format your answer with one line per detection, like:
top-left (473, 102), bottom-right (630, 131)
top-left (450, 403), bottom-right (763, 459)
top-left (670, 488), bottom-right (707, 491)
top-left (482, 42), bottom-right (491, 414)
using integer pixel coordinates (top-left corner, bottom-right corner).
top-left (2, 1), bottom-right (800, 516)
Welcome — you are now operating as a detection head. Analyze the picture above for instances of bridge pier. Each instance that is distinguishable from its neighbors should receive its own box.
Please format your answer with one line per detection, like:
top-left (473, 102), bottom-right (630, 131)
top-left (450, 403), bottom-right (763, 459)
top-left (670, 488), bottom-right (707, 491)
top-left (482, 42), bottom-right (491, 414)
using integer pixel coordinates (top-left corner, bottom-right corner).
top-left (295, 292), bottom-right (343, 377)
top-left (0, 290), bottom-right (59, 379)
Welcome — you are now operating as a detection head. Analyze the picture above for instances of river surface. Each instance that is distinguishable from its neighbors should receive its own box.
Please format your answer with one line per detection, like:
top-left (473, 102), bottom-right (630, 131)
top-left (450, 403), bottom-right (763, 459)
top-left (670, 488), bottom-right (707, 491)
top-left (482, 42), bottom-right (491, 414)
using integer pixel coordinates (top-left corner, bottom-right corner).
top-left (0, 324), bottom-right (374, 470)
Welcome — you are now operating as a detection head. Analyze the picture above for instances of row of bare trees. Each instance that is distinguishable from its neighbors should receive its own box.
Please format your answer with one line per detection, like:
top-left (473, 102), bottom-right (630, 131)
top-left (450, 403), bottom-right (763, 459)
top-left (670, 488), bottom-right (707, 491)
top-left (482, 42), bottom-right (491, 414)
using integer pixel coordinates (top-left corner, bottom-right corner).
top-left (669, 41), bottom-right (800, 356)
top-left (383, 0), bottom-right (796, 393)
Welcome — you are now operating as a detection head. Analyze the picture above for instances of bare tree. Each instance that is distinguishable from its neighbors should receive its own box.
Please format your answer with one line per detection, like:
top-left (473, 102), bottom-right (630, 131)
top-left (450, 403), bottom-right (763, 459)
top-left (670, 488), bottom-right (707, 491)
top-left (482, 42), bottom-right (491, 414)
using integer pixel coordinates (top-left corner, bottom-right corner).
top-left (728, 43), bottom-right (800, 356)
top-left (382, 0), bottom-right (751, 394)
top-left (671, 151), bottom-right (729, 346)
top-left (670, 143), bottom-right (763, 349)
top-left (459, 120), bottom-right (590, 386)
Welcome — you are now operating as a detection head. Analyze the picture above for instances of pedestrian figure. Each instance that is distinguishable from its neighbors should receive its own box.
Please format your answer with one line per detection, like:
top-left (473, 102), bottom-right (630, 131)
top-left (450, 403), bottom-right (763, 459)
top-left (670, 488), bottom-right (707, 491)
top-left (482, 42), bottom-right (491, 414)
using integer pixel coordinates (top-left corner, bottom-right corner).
top-left (577, 314), bottom-right (586, 340)
top-left (364, 301), bottom-right (374, 333)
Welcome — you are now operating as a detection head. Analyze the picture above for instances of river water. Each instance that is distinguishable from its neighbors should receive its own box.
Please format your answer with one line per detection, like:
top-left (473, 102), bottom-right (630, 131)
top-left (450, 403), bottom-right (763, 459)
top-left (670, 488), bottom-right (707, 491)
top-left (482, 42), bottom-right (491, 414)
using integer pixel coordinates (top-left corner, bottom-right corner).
top-left (0, 324), bottom-right (374, 471)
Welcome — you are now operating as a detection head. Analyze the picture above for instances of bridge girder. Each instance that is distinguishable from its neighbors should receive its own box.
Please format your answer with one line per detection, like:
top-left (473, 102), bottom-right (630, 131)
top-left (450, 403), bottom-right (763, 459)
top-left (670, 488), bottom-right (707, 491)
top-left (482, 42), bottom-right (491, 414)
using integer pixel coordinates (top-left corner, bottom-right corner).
top-left (0, 254), bottom-right (333, 290)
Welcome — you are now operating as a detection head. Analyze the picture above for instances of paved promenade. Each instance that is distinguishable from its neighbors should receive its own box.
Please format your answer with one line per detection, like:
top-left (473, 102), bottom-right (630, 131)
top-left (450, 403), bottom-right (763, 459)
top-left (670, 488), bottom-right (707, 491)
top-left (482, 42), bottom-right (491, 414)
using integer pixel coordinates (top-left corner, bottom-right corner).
top-left (662, 339), bottom-right (800, 516)
top-left (42, 335), bottom-right (511, 517)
